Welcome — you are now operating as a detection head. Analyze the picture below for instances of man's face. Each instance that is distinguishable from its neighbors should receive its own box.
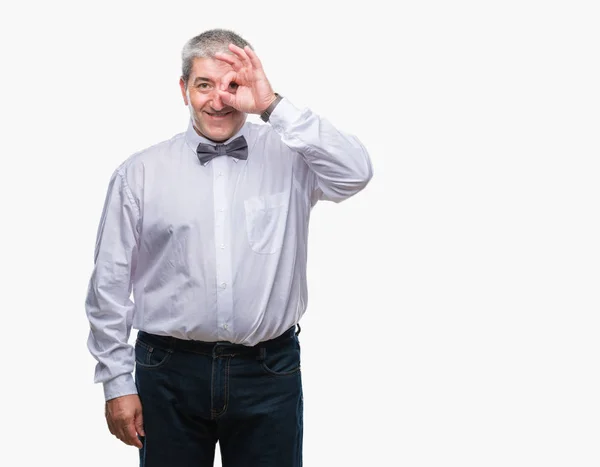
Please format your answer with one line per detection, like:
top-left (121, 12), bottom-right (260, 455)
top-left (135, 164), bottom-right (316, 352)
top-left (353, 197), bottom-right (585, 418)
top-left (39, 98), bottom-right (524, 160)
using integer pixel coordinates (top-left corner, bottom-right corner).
top-left (179, 57), bottom-right (246, 142)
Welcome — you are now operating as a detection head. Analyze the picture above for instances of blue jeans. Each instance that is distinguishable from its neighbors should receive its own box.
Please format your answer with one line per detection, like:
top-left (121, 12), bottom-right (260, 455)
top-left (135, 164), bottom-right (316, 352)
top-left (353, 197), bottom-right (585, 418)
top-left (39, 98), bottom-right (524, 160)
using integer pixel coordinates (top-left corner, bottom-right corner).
top-left (134, 325), bottom-right (303, 467)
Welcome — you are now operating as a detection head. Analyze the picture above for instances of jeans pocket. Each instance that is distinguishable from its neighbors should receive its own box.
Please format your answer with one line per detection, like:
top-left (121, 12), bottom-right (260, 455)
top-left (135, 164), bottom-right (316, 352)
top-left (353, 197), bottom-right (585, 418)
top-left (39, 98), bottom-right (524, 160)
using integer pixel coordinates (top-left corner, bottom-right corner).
top-left (135, 339), bottom-right (173, 369)
top-left (261, 339), bottom-right (301, 376)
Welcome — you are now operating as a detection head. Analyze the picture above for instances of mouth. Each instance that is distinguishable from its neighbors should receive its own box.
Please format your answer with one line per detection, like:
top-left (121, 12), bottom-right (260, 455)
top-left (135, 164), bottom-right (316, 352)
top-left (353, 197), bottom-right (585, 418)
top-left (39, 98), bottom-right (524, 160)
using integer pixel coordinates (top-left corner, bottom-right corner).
top-left (205, 110), bottom-right (233, 120)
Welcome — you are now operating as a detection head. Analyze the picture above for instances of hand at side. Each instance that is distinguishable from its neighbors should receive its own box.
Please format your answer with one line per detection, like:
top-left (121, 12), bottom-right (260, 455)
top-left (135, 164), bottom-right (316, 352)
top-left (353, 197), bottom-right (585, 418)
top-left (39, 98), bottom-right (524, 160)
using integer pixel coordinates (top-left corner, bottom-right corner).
top-left (105, 394), bottom-right (145, 448)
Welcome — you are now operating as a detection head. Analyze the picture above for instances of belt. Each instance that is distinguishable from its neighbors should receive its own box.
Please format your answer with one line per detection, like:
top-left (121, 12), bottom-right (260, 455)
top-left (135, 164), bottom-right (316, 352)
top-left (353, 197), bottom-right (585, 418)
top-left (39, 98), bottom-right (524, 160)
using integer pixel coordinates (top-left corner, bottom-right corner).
top-left (136, 324), bottom-right (300, 357)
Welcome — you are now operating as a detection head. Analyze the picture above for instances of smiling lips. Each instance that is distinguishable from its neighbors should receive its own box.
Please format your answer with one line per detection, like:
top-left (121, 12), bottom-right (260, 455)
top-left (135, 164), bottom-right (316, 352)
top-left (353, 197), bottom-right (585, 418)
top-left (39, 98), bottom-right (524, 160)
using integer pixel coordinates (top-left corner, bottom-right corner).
top-left (206, 110), bottom-right (233, 119)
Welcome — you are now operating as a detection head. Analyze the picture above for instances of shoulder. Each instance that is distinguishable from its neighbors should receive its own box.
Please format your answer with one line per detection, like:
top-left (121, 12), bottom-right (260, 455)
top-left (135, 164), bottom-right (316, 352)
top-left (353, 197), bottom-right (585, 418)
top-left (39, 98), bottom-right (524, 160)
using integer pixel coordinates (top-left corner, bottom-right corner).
top-left (246, 119), bottom-right (271, 141)
top-left (108, 131), bottom-right (186, 193)
top-left (117, 132), bottom-right (186, 173)
top-left (245, 120), bottom-right (295, 157)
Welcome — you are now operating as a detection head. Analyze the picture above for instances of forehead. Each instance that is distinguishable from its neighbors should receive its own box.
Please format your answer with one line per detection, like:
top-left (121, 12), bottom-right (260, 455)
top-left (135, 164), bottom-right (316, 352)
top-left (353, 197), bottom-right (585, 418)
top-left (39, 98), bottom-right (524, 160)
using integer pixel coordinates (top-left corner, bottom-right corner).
top-left (189, 57), bottom-right (233, 81)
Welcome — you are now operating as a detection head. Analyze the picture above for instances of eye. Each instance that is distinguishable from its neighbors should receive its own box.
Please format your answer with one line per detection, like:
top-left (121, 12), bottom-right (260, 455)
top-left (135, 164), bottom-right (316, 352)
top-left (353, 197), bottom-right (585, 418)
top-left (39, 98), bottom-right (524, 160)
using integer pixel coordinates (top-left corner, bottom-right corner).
top-left (197, 83), bottom-right (211, 91)
top-left (229, 82), bottom-right (239, 90)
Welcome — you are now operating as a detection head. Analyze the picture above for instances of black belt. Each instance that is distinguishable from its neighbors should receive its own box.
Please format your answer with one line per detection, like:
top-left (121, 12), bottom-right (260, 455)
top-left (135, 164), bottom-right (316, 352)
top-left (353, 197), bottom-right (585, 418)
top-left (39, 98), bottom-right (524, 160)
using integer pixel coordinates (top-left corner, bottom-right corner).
top-left (137, 323), bottom-right (300, 357)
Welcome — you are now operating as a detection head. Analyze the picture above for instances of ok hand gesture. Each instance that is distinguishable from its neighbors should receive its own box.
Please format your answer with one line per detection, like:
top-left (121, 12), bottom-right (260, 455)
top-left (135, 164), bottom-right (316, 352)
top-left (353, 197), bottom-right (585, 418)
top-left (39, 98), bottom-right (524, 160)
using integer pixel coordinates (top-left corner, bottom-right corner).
top-left (214, 44), bottom-right (277, 115)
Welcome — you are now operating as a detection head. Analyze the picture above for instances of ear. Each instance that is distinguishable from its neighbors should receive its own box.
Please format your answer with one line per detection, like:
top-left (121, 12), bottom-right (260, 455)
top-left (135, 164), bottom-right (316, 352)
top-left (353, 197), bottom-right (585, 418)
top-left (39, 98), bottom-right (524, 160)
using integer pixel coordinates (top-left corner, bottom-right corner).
top-left (179, 77), bottom-right (189, 105)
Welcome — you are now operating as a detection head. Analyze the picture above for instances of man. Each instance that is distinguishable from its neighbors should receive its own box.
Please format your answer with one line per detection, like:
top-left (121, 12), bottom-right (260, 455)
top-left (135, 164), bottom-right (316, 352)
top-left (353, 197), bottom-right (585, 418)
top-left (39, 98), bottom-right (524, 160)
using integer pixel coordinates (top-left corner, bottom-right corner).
top-left (85, 28), bottom-right (373, 467)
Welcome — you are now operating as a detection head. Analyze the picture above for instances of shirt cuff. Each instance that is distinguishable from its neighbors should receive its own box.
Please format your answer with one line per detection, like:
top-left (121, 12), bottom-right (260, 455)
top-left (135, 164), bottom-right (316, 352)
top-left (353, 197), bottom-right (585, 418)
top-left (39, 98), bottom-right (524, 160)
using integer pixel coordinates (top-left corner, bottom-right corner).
top-left (103, 373), bottom-right (138, 401)
top-left (267, 98), bottom-right (304, 133)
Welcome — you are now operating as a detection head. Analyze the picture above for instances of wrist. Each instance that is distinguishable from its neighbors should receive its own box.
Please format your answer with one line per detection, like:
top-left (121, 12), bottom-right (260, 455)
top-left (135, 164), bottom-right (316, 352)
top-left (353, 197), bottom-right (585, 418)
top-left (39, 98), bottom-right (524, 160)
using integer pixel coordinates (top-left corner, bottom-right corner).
top-left (260, 93), bottom-right (283, 122)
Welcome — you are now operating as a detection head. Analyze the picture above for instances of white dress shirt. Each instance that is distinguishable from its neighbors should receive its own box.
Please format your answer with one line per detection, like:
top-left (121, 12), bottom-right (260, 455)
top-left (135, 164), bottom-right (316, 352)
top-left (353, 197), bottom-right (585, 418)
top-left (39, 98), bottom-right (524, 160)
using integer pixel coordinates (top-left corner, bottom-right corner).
top-left (85, 97), bottom-right (373, 400)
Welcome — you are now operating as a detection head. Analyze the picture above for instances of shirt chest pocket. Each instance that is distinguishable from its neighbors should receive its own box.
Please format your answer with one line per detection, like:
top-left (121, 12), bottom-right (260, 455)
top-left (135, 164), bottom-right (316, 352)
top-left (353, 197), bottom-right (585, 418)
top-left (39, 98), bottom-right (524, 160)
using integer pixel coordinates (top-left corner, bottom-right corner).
top-left (244, 191), bottom-right (289, 254)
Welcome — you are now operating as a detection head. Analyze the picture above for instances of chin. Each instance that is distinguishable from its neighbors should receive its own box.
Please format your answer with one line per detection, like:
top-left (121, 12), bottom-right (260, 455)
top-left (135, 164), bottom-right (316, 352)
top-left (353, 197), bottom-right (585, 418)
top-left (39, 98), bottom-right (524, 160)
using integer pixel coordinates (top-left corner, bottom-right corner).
top-left (194, 124), bottom-right (228, 142)
top-left (194, 114), bottom-right (244, 142)
top-left (207, 129), bottom-right (235, 142)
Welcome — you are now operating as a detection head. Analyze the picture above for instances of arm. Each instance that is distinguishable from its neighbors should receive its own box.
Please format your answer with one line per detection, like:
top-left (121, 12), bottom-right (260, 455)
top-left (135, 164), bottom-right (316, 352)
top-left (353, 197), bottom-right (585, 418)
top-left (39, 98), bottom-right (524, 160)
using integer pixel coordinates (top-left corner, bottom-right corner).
top-left (213, 44), bottom-right (373, 203)
top-left (267, 97), bottom-right (373, 203)
top-left (85, 167), bottom-right (140, 401)
top-left (86, 167), bottom-right (145, 448)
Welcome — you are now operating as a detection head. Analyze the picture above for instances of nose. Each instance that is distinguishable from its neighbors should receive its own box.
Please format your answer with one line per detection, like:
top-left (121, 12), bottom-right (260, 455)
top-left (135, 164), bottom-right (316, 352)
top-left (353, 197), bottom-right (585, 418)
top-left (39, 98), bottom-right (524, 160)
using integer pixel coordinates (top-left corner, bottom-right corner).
top-left (210, 90), bottom-right (225, 111)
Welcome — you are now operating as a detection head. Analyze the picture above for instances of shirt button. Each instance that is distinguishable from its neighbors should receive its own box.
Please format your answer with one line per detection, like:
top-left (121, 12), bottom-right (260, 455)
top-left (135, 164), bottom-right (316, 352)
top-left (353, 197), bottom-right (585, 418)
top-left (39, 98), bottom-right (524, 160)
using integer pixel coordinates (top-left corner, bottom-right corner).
top-left (223, 324), bottom-right (228, 330)
top-left (218, 172), bottom-right (223, 177)
top-left (220, 282), bottom-right (227, 289)
top-left (220, 244), bottom-right (225, 249)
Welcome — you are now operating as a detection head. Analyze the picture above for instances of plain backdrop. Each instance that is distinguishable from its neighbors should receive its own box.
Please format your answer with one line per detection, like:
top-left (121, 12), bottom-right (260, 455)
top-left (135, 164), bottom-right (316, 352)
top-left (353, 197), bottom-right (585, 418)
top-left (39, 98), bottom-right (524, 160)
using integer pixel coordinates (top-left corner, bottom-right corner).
top-left (1, 1), bottom-right (599, 466)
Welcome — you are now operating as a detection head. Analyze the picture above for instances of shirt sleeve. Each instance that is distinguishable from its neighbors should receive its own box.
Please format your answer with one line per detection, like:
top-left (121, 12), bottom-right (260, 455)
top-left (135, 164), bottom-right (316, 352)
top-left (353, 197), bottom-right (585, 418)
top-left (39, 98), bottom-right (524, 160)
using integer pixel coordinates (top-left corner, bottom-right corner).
top-left (267, 97), bottom-right (373, 203)
top-left (85, 167), bottom-right (140, 401)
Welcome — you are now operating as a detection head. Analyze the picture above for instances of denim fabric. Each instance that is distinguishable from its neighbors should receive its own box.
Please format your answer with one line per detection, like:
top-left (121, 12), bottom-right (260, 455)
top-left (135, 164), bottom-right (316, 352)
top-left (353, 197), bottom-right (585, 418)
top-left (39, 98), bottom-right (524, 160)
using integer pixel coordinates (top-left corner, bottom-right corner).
top-left (134, 326), bottom-right (303, 467)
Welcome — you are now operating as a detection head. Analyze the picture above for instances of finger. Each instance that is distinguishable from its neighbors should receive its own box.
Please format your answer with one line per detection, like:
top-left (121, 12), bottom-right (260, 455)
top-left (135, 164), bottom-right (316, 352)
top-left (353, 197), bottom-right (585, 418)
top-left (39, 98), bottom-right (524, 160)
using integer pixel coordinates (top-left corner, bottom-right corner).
top-left (217, 89), bottom-right (236, 108)
top-left (219, 70), bottom-right (238, 91)
top-left (214, 51), bottom-right (243, 71)
top-left (122, 422), bottom-right (143, 448)
top-left (135, 411), bottom-right (145, 437)
top-left (244, 45), bottom-right (263, 70)
top-left (228, 43), bottom-right (252, 68)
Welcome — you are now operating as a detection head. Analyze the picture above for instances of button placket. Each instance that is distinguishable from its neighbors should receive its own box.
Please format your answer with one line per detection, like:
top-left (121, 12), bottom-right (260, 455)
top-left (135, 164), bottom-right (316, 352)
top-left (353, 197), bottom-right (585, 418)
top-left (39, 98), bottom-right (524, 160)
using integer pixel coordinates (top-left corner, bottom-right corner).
top-left (212, 158), bottom-right (234, 340)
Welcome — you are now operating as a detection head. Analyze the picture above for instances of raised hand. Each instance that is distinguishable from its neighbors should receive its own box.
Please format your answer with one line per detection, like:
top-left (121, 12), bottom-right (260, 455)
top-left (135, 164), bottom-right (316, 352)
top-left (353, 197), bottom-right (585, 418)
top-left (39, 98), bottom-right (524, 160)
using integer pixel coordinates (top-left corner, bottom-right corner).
top-left (214, 44), bottom-right (277, 115)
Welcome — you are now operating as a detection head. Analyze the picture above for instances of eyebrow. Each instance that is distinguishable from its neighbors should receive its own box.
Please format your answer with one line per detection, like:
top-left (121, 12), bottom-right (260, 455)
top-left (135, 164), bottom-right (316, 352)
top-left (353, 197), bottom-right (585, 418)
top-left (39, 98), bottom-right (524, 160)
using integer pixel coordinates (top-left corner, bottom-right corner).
top-left (192, 77), bottom-right (212, 85)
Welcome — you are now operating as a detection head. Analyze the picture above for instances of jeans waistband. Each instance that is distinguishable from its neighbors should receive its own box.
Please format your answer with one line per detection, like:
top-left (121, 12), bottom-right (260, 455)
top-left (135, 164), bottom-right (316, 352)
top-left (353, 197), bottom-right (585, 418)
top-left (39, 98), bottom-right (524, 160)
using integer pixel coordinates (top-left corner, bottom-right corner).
top-left (137, 324), bottom-right (299, 357)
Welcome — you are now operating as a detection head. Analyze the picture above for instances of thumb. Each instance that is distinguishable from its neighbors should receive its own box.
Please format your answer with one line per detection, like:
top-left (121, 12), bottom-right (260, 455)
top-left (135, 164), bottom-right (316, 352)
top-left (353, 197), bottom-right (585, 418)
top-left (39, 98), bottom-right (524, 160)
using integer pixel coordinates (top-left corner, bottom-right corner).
top-left (135, 409), bottom-right (145, 437)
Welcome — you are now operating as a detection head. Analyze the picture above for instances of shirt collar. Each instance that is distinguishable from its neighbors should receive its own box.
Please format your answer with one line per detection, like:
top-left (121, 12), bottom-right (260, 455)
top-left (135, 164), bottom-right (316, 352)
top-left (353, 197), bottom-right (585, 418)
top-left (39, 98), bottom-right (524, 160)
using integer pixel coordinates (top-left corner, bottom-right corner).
top-left (184, 119), bottom-right (250, 164)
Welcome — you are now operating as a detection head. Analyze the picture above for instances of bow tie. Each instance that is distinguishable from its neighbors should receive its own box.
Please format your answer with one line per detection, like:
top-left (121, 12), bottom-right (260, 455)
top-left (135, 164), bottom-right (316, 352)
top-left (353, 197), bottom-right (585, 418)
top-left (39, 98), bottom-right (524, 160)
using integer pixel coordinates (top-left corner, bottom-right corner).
top-left (196, 135), bottom-right (248, 165)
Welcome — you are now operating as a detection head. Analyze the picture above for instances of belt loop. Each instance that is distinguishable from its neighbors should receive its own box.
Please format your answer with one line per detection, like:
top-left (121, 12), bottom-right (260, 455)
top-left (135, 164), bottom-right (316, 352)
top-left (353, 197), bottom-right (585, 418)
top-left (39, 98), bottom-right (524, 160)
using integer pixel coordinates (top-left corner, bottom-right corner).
top-left (295, 323), bottom-right (301, 336)
top-left (256, 347), bottom-right (266, 361)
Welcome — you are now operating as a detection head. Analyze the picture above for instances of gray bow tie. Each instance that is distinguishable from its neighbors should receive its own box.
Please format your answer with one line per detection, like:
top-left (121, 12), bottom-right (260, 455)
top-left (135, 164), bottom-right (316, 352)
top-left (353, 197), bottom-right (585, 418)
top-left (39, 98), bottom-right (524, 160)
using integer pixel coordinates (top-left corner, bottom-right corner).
top-left (196, 135), bottom-right (248, 165)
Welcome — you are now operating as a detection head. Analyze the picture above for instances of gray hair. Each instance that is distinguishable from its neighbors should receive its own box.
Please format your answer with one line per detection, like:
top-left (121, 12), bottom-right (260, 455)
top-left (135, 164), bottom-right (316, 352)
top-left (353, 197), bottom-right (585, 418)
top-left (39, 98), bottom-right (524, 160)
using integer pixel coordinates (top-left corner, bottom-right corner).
top-left (181, 29), bottom-right (252, 85)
